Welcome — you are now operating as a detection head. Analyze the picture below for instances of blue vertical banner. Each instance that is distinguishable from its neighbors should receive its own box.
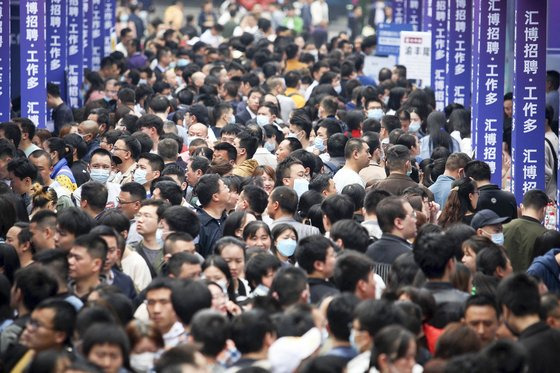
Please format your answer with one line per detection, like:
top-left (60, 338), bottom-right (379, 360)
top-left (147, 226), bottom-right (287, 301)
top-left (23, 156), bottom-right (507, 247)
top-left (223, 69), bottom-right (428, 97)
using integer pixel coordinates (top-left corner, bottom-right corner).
top-left (0, 0), bottom-right (10, 122)
top-left (445, 0), bottom-right (471, 106)
top-left (82, 0), bottom-right (92, 70)
top-left (471, 0), bottom-right (507, 185)
top-left (103, 0), bottom-right (115, 56)
top-left (405, 0), bottom-right (422, 31)
top-left (67, 0), bottom-right (82, 108)
top-left (393, 0), bottom-right (405, 24)
top-left (47, 0), bottom-right (66, 102)
top-left (421, 0), bottom-right (432, 32)
top-left (20, 0), bottom-right (47, 127)
top-left (431, 0), bottom-right (447, 111)
top-left (470, 0), bottom-right (480, 152)
top-left (511, 0), bottom-right (547, 202)
top-left (91, 0), bottom-right (102, 70)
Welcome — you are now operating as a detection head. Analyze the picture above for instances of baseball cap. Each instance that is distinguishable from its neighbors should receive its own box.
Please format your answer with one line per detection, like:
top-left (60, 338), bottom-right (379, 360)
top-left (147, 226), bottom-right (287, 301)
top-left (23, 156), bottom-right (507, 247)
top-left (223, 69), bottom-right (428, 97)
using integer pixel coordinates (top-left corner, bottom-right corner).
top-left (470, 209), bottom-right (510, 230)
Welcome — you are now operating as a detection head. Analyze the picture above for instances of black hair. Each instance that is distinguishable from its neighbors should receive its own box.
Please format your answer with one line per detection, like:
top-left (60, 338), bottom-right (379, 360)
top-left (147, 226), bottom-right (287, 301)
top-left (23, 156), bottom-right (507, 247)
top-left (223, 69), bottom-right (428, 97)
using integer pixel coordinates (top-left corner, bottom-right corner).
top-left (354, 299), bottom-right (406, 337)
top-left (522, 189), bottom-right (549, 210)
top-left (35, 298), bottom-right (78, 346)
top-left (269, 266), bottom-right (308, 308)
top-left (82, 323), bottom-right (130, 368)
top-left (120, 181), bottom-right (147, 200)
top-left (190, 310), bottom-right (230, 357)
top-left (497, 273), bottom-right (541, 316)
top-left (245, 253), bottom-right (281, 289)
top-left (464, 160), bottom-right (492, 181)
top-left (57, 207), bottom-right (96, 237)
top-left (295, 235), bottom-right (333, 275)
top-left (13, 266), bottom-right (58, 311)
top-left (241, 185), bottom-right (269, 215)
top-left (476, 247), bottom-right (509, 277)
top-left (333, 251), bottom-right (374, 293)
top-left (376, 196), bottom-right (406, 233)
top-left (330, 220), bottom-right (370, 253)
top-left (154, 180), bottom-right (182, 205)
top-left (193, 174), bottom-right (221, 207)
top-left (270, 186), bottom-right (298, 214)
top-left (413, 232), bottom-right (456, 279)
top-left (364, 189), bottom-right (392, 215)
top-left (327, 293), bottom-right (360, 341)
top-left (161, 205), bottom-right (200, 238)
top-left (7, 157), bottom-right (37, 182)
top-left (321, 194), bottom-right (354, 226)
top-left (171, 279), bottom-right (212, 326)
top-left (81, 181), bottom-right (108, 212)
top-left (230, 309), bottom-right (275, 354)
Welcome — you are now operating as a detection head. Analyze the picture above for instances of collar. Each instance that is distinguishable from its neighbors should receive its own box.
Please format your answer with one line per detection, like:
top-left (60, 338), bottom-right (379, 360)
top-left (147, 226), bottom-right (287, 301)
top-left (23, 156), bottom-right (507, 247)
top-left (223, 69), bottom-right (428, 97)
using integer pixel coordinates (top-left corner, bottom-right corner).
top-left (50, 158), bottom-right (69, 179)
top-left (478, 183), bottom-right (500, 190)
top-left (424, 281), bottom-right (454, 290)
top-left (520, 215), bottom-right (542, 224)
top-left (308, 277), bottom-right (335, 286)
top-left (380, 233), bottom-right (412, 246)
top-left (197, 207), bottom-right (226, 225)
top-left (387, 172), bottom-right (413, 180)
top-left (519, 320), bottom-right (550, 339)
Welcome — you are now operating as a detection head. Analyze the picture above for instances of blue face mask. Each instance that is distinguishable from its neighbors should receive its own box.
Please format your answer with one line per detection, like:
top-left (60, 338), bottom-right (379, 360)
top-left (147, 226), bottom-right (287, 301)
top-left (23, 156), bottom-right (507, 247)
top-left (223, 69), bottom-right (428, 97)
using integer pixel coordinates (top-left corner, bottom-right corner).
top-left (490, 232), bottom-right (504, 246)
top-left (349, 329), bottom-right (360, 352)
top-left (314, 137), bottom-right (325, 152)
top-left (409, 121), bottom-right (421, 133)
top-left (277, 239), bottom-right (297, 257)
top-left (133, 168), bottom-right (148, 185)
top-left (90, 168), bottom-right (111, 184)
top-left (293, 178), bottom-right (309, 198)
top-left (256, 115), bottom-right (269, 127)
top-left (367, 108), bottom-right (384, 121)
top-left (264, 141), bottom-right (276, 153)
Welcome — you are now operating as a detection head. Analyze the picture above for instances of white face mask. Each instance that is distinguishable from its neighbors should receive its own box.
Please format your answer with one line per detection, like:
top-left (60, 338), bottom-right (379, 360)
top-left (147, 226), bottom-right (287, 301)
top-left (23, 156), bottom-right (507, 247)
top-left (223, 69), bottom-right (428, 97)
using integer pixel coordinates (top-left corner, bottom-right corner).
top-left (130, 352), bottom-right (157, 373)
top-left (293, 178), bottom-right (309, 198)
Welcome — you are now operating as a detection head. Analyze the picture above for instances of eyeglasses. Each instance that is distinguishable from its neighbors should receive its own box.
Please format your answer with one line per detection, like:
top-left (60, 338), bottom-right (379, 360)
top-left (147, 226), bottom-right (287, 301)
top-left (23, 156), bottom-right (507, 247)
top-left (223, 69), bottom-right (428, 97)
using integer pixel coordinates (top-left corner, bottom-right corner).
top-left (27, 318), bottom-right (55, 331)
top-left (408, 211), bottom-right (417, 219)
top-left (117, 197), bottom-right (140, 205)
top-left (112, 147), bottom-right (129, 153)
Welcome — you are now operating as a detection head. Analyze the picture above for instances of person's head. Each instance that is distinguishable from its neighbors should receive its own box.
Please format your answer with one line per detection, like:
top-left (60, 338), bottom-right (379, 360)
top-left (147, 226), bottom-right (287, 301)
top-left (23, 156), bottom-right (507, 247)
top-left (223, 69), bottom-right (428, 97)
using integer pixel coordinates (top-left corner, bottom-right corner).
top-left (385, 144), bottom-right (411, 174)
top-left (171, 279), bottom-right (212, 327)
top-left (242, 221), bottom-right (272, 251)
top-left (476, 246), bottom-right (512, 279)
top-left (144, 277), bottom-right (179, 333)
top-left (463, 294), bottom-right (500, 346)
top-left (363, 189), bottom-right (392, 218)
top-left (327, 293), bottom-right (360, 342)
top-left (7, 158), bottom-right (37, 195)
top-left (370, 325), bottom-right (416, 373)
top-left (44, 137), bottom-right (73, 166)
top-left (81, 181), bottom-right (109, 215)
top-left (190, 309), bottom-right (230, 358)
top-left (497, 273), bottom-right (541, 333)
top-left (194, 174), bottom-right (230, 209)
top-left (55, 208), bottom-right (96, 251)
top-left (333, 251), bottom-right (376, 300)
top-left (464, 160), bottom-right (492, 182)
top-left (135, 153), bottom-right (164, 187)
top-left (234, 131), bottom-right (259, 162)
top-left (213, 237), bottom-right (247, 282)
top-left (68, 233), bottom-right (108, 282)
top-left (28, 149), bottom-right (52, 185)
top-left (376, 196), bottom-right (417, 240)
top-left (330, 220), bottom-right (370, 253)
top-left (320, 194), bottom-right (355, 232)
top-left (245, 253), bottom-right (281, 290)
top-left (276, 138), bottom-right (302, 163)
top-left (413, 232), bottom-right (456, 281)
top-left (82, 323), bottom-right (130, 373)
top-left (270, 266), bottom-right (309, 307)
top-left (275, 157), bottom-right (306, 189)
top-left (117, 182), bottom-right (146, 220)
top-left (344, 138), bottom-right (371, 171)
top-left (309, 174), bottom-right (336, 198)
top-left (230, 309), bottom-right (275, 355)
top-left (22, 298), bottom-right (77, 352)
top-left (438, 178), bottom-right (479, 228)
top-left (470, 209), bottom-right (510, 245)
top-left (433, 322), bottom-right (481, 360)
top-left (186, 156), bottom-right (210, 187)
top-left (29, 210), bottom-right (57, 252)
top-left (521, 189), bottom-right (549, 222)
top-left (11, 266), bottom-right (58, 313)
top-left (295, 235), bottom-right (336, 279)
top-left (271, 224), bottom-right (298, 260)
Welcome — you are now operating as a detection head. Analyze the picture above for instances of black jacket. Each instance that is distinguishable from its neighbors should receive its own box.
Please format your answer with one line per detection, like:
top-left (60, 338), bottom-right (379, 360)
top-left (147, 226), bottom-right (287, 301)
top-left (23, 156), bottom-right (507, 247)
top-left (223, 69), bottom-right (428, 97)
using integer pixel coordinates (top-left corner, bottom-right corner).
top-left (308, 277), bottom-right (339, 304)
top-left (424, 282), bottom-right (469, 329)
top-left (518, 321), bottom-right (560, 373)
top-left (196, 208), bottom-right (226, 258)
top-left (476, 184), bottom-right (518, 220)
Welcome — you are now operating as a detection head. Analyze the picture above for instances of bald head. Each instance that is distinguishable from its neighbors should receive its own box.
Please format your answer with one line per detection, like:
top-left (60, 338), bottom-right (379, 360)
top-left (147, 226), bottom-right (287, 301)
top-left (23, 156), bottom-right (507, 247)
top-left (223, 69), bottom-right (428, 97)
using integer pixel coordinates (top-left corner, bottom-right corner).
top-left (78, 120), bottom-right (100, 139)
top-left (192, 72), bottom-right (206, 88)
top-left (188, 123), bottom-right (209, 138)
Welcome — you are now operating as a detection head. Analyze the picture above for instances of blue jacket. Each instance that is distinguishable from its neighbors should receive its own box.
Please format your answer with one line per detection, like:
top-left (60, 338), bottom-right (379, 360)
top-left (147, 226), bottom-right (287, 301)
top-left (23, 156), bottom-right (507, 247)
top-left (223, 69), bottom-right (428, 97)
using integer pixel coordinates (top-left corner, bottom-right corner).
top-left (527, 249), bottom-right (560, 294)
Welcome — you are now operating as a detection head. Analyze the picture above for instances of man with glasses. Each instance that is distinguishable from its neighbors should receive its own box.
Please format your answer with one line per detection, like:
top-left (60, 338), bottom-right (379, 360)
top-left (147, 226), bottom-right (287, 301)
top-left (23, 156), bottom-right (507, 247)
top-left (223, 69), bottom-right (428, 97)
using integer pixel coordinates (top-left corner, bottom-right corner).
top-left (119, 182), bottom-right (147, 246)
top-left (365, 196), bottom-right (417, 282)
top-left (5, 299), bottom-right (77, 372)
top-left (112, 135), bottom-right (141, 185)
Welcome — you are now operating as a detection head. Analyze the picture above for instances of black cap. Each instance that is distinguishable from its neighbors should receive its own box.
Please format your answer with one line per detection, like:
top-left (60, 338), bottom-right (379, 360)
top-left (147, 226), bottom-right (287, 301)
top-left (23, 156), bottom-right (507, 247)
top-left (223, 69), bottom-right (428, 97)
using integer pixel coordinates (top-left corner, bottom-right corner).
top-left (470, 209), bottom-right (510, 230)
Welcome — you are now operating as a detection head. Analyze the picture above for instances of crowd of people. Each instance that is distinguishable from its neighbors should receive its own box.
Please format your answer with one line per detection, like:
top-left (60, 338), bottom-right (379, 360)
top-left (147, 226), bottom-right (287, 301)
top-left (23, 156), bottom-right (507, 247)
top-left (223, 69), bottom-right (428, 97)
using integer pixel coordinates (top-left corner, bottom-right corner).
top-left (1, 0), bottom-right (560, 372)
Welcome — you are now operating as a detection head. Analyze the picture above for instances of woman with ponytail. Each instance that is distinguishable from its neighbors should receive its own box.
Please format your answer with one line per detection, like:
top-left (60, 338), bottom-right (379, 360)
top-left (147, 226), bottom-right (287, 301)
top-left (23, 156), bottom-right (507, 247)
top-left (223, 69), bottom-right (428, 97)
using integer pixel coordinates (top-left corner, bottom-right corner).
top-left (438, 178), bottom-right (479, 228)
top-left (30, 183), bottom-right (58, 217)
top-left (44, 137), bottom-right (77, 193)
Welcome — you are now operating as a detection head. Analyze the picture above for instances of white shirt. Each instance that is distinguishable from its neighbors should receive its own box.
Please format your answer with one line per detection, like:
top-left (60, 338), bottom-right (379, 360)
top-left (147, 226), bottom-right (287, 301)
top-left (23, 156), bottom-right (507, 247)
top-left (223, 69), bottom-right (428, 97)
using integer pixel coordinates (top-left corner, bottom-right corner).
top-left (122, 247), bottom-right (152, 293)
top-left (200, 29), bottom-right (223, 48)
top-left (73, 181), bottom-right (121, 209)
top-left (310, 0), bottom-right (329, 26)
top-left (333, 167), bottom-right (365, 193)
